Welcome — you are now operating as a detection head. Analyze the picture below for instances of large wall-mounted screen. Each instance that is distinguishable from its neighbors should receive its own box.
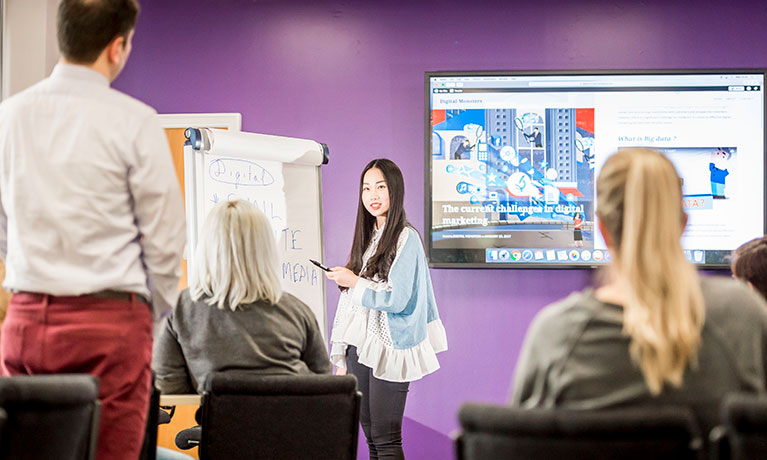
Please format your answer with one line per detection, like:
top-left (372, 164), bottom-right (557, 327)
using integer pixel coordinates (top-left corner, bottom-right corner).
top-left (426, 70), bottom-right (766, 268)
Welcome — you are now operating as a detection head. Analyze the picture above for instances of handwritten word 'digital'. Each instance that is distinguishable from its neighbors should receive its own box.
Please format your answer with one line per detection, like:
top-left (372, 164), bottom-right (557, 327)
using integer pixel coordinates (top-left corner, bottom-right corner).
top-left (209, 158), bottom-right (275, 189)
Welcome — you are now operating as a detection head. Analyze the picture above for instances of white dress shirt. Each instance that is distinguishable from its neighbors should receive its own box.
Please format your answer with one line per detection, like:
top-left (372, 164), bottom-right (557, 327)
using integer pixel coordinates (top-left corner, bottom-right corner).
top-left (0, 63), bottom-right (185, 317)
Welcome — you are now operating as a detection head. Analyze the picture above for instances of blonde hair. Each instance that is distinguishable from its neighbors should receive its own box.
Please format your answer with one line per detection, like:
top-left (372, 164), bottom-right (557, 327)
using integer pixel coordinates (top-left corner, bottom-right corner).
top-left (597, 148), bottom-right (704, 395)
top-left (190, 200), bottom-right (282, 310)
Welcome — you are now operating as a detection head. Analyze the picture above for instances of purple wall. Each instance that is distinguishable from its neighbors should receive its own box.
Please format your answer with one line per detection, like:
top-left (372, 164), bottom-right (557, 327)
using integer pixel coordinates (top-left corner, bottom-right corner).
top-left (114, 1), bottom-right (767, 458)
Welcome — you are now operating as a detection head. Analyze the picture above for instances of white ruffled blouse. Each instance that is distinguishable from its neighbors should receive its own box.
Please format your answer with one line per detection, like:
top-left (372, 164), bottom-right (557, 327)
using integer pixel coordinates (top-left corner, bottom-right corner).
top-left (330, 225), bottom-right (448, 382)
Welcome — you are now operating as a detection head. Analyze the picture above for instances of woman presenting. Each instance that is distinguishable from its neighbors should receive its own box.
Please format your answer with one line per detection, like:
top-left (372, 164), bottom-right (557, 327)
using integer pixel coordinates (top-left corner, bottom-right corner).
top-left (327, 158), bottom-right (448, 460)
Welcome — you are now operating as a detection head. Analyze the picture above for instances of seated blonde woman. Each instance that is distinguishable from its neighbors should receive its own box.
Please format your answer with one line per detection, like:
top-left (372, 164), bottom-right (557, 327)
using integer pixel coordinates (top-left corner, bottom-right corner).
top-left (153, 200), bottom-right (330, 395)
top-left (511, 148), bottom-right (767, 438)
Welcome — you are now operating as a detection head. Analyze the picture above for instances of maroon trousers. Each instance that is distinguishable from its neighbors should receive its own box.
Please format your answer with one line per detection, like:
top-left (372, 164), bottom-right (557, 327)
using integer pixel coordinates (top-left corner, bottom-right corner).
top-left (1, 292), bottom-right (153, 460)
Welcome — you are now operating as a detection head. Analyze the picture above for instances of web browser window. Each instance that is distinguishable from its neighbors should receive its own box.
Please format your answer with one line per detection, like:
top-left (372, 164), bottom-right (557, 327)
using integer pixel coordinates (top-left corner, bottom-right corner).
top-left (427, 71), bottom-right (765, 268)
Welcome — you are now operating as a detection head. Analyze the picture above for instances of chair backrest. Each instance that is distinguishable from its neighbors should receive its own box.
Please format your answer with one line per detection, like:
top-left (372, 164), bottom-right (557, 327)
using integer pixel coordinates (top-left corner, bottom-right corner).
top-left (717, 393), bottom-right (767, 460)
top-left (199, 372), bottom-right (360, 460)
top-left (456, 403), bottom-right (701, 460)
top-left (0, 408), bottom-right (7, 451)
top-left (0, 374), bottom-right (100, 460)
top-left (139, 379), bottom-right (161, 460)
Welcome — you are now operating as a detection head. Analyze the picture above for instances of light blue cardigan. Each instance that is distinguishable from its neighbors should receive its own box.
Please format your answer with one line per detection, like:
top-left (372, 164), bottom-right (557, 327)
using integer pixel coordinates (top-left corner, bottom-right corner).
top-left (330, 226), bottom-right (448, 382)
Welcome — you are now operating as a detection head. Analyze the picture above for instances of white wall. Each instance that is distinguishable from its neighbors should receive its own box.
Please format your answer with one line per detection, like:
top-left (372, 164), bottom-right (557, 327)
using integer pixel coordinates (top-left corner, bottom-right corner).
top-left (2, 0), bottom-right (59, 99)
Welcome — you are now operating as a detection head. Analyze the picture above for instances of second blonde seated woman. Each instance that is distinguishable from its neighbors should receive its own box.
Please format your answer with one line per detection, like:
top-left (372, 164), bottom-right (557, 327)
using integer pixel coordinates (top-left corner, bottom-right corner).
top-left (511, 148), bottom-right (767, 437)
top-left (153, 200), bottom-right (331, 395)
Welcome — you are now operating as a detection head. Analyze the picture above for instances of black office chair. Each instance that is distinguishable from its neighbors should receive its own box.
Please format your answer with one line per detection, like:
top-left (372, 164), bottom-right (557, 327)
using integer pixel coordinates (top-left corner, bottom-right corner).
top-left (709, 393), bottom-right (767, 460)
top-left (456, 403), bottom-right (702, 460)
top-left (139, 379), bottom-right (163, 460)
top-left (0, 374), bottom-right (101, 460)
top-left (0, 408), bottom-right (7, 451)
top-left (195, 372), bottom-right (360, 460)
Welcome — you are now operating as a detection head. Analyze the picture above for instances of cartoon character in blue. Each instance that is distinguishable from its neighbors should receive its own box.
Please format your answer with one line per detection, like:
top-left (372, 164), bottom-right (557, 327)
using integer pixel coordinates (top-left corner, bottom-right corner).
top-left (709, 148), bottom-right (731, 199)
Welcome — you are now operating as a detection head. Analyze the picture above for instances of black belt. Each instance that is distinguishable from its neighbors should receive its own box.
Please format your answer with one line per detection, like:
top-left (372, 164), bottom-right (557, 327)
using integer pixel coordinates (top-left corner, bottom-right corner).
top-left (88, 290), bottom-right (150, 305)
top-left (16, 290), bottom-right (150, 306)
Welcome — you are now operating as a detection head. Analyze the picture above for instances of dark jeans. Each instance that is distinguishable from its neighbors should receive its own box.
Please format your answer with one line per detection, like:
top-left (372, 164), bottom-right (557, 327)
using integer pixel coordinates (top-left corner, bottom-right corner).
top-left (346, 346), bottom-right (409, 460)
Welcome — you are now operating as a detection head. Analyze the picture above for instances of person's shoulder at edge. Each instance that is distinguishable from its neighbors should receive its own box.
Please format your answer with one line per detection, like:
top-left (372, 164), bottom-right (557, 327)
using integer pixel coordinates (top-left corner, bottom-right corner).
top-left (176, 287), bottom-right (194, 307)
top-left (0, 76), bottom-right (52, 114)
top-left (700, 274), bottom-right (767, 327)
top-left (167, 288), bottom-right (199, 322)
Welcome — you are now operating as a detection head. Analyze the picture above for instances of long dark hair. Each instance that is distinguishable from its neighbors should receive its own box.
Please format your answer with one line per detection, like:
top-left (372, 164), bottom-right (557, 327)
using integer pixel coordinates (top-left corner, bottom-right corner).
top-left (344, 159), bottom-right (408, 289)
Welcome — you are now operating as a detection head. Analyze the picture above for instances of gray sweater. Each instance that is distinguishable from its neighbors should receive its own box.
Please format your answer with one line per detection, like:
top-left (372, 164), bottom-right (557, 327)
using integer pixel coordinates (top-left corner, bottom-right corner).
top-left (511, 276), bottom-right (767, 435)
top-left (153, 289), bottom-right (331, 394)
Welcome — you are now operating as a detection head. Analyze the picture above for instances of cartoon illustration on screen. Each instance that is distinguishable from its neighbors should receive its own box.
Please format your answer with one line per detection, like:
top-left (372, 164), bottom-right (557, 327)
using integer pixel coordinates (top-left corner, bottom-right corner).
top-left (709, 147), bottom-right (731, 199)
top-left (573, 212), bottom-right (584, 248)
top-left (654, 146), bottom-right (737, 212)
top-left (431, 108), bottom-right (596, 253)
top-left (453, 138), bottom-right (472, 160)
top-left (523, 127), bottom-right (543, 147)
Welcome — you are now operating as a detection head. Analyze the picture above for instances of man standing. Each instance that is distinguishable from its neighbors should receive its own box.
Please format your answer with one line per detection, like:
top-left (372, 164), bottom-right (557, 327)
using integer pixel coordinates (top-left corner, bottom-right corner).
top-left (0, 1), bottom-right (185, 459)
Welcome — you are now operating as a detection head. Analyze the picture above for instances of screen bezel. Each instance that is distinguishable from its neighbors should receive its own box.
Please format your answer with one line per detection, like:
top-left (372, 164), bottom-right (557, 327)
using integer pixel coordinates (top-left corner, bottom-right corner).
top-left (424, 68), bottom-right (767, 269)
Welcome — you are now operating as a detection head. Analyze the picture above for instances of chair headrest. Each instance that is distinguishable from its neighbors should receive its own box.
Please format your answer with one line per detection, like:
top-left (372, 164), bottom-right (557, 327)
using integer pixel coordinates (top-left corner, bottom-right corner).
top-left (722, 393), bottom-right (767, 432)
top-left (0, 375), bottom-right (99, 407)
top-left (203, 372), bottom-right (358, 396)
top-left (459, 403), bottom-right (699, 438)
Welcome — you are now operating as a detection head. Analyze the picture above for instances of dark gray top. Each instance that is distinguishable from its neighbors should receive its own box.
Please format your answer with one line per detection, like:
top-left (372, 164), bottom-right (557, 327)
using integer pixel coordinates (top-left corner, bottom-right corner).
top-left (153, 289), bottom-right (331, 394)
top-left (511, 276), bottom-right (767, 435)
